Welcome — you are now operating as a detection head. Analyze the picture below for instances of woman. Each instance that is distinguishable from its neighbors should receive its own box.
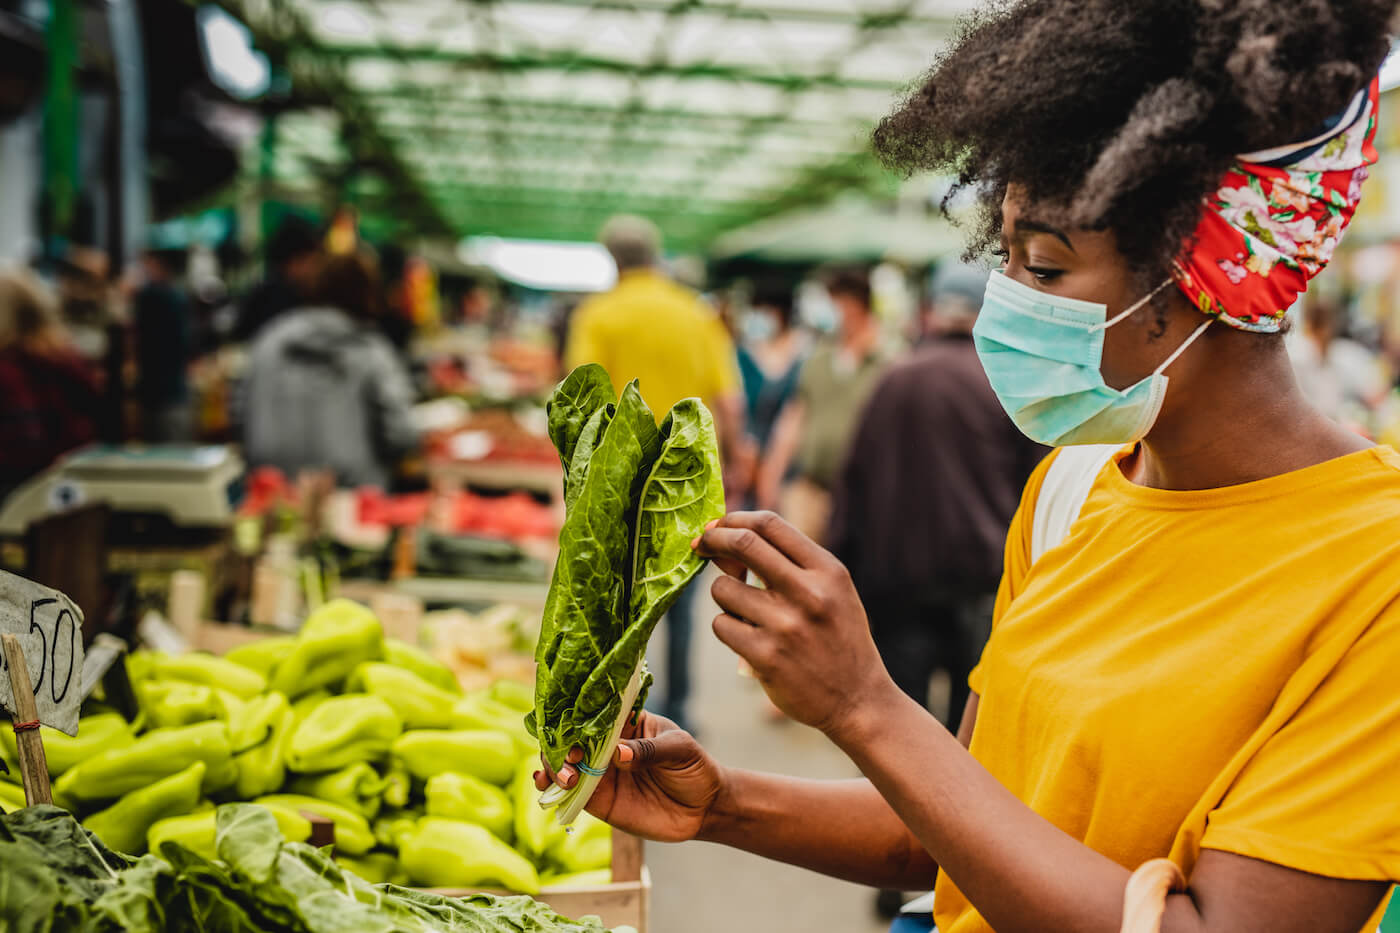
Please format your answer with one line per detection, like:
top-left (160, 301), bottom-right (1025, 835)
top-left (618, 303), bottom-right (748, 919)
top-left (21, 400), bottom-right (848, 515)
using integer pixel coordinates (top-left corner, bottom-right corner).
top-left (736, 285), bottom-right (808, 505)
top-left (540, 2), bottom-right (1400, 931)
top-left (241, 250), bottom-right (419, 489)
top-left (0, 269), bottom-right (101, 499)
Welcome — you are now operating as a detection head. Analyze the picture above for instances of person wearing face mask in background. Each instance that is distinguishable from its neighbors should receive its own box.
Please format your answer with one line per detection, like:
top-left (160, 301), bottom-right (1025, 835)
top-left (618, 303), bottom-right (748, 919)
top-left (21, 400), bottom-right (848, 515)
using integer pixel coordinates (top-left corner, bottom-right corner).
top-left (736, 284), bottom-right (810, 508)
top-left (756, 267), bottom-right (894, 541)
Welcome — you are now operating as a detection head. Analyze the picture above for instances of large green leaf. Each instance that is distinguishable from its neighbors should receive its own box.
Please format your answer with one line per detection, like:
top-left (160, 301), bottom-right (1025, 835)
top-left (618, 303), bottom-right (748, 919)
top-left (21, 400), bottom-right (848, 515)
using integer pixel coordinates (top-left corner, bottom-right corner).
top-left (570, 399), bottom-right (725, 739)
top-left (531, 380), bottom-right (661, 770)
top-left (529, 365), bottom-right (725, 782)
top-left (547, 363), bottom-right (616, 496)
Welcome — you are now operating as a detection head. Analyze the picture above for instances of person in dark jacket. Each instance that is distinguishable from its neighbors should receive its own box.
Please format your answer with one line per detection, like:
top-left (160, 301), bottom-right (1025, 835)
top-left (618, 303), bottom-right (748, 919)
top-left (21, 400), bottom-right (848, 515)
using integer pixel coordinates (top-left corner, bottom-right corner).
top-left (241, 250), bottom-right (420, 489)
top-left (827, 262), bottom-right (1046, 732)
top-left (132, 248), bottom-right (193, 442)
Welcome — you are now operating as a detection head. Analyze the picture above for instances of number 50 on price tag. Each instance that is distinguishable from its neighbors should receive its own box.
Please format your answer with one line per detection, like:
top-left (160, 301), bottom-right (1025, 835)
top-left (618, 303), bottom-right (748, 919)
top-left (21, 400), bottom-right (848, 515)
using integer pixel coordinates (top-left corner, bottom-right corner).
top-left (0, 570), bottom-right (85, 736)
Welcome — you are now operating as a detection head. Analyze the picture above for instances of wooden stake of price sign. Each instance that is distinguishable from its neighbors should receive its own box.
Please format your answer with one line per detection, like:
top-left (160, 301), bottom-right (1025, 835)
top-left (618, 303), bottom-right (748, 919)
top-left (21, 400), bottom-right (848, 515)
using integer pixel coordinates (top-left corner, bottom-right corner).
top-left (0, 570), bottom-right (85, 806)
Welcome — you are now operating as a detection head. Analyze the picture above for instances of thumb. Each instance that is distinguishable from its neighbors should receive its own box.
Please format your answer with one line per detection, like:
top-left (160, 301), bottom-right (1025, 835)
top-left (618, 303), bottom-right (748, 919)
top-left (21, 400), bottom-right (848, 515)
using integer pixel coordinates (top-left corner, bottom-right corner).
top-left (613, 730), bottom-right (695, 772)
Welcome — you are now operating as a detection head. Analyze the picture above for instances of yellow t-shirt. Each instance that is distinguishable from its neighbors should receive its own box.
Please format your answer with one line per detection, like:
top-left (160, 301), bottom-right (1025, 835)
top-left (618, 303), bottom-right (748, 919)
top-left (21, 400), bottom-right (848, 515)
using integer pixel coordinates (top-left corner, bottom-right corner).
top-left (563, 269), bottom-right (739, 418)
top-left (935, 446), bottom-right (1400, 933)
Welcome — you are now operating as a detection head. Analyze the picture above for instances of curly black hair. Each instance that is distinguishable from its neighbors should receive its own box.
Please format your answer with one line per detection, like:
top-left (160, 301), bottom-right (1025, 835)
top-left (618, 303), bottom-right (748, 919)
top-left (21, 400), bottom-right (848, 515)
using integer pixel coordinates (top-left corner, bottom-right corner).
top-left (874, 0), bottom-right (1397, 285)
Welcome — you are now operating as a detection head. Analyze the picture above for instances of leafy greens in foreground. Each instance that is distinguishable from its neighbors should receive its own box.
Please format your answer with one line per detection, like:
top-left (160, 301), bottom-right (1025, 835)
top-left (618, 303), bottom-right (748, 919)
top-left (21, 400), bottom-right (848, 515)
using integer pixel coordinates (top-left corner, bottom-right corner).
top-left (0, 803), bottom-right (617, 933)
top-left (527, 364), bottom-right (726, 784)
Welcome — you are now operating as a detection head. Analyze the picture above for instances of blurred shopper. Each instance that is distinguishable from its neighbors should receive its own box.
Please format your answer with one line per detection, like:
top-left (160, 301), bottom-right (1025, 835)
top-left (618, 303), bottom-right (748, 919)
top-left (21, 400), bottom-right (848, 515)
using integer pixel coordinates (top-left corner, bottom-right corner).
top-left (132, 248), bottom-right (194, 442)
top-left (736, 285), bottom-right (809, 505)
top-left (564, 214), bottom-right (745, 733)
top-left (0, 270), bottom-right (100, 500)
top-left (233, 215), bottom-right (321, 343)
top-left (241, 250), bottom-right (419, 489)
top-left (756, 267), bottom-right (892, 541)
top-left (1289, 295), bottom-right (1386, 432)
top-left (828, 262), bottom-right (1045, 733)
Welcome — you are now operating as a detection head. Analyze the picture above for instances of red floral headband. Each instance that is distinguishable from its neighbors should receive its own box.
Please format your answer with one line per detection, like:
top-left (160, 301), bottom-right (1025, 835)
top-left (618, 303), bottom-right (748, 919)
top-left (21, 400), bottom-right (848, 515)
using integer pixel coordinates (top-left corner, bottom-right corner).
top-left (1171, 78), bottom-right (1380, 333)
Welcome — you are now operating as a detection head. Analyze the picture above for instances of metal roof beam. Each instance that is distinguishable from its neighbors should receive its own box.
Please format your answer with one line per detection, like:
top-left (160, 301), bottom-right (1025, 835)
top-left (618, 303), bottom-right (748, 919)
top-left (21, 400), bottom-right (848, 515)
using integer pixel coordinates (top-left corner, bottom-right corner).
top-left (425, 183), bottom-right (757, 211)
top-left (363, 95), bottom-right (872, 134)
top-left (309, 45), bottom-right (906, 91)
top-left (331, 0), bottom-right (956, 28)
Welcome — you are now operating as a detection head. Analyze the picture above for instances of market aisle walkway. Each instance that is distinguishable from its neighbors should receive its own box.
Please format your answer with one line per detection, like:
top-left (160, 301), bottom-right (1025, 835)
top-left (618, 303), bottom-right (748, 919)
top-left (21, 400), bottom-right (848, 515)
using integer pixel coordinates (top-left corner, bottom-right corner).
top-left (646, 568), bottom-right (895, 933)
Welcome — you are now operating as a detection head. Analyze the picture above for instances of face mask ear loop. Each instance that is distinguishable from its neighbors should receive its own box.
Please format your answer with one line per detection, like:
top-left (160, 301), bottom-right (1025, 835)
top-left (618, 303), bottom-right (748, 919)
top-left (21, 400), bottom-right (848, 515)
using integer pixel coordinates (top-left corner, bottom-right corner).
top-left (1089, 280), bottom-right (1174, 334)
top-left (1152, 318), bottom-right (1212, 377)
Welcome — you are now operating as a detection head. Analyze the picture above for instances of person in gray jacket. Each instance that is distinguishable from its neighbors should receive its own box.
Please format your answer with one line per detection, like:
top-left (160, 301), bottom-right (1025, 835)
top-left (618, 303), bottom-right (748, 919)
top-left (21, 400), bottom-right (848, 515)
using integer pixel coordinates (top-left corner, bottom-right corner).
top-left (241, 250), bottom-right (420, 489)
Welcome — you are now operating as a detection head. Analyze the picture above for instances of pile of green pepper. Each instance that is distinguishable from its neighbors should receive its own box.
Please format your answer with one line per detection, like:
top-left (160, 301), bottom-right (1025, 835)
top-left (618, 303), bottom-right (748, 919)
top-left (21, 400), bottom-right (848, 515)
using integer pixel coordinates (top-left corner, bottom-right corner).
top-left (0, 598), bottom-right (611, 894)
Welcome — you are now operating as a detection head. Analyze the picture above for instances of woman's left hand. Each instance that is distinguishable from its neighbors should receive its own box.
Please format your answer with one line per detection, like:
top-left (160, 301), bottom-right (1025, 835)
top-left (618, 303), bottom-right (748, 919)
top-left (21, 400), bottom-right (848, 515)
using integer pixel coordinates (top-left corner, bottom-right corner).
top-left (693, 511), bottom-right (897, 739)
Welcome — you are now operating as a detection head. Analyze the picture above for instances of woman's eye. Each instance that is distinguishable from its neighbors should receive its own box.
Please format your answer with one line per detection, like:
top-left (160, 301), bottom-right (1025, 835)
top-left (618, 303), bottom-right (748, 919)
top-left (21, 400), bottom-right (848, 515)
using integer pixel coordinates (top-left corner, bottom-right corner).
top-left (1026, 266), bottom-right (1063, 284)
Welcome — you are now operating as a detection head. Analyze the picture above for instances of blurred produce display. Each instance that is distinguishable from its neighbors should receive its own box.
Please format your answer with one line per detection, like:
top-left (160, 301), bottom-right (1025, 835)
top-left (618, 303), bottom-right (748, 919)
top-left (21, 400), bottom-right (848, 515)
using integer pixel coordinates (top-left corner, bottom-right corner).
top-left (424, 605), bottom-right (539, 692)
top-left (0, 803), bottom-right (621, 933)
top-left (425, 409), bottom-right (559, 468)
top-left (0, 599), bottom-right (610, 895)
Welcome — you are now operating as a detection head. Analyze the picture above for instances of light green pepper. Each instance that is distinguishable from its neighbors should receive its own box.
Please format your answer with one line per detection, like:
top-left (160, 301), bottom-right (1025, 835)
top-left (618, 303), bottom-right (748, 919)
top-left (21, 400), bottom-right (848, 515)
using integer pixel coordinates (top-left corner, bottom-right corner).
top-left (511, 757), bottom-right (566, 861)
top-left (349, 662), bottom-right (458, 729)
top-left (372, 808), bottom-right (421, 850)
top-left (229, 691), bottom-right (291, 752)
top-left (147, 810), bottom-right (220, 860)
top-left (146, 651), bottom-right (268, 699)
top-left (392, 729), bottom-right (516, 786)
top-left (269, 599), bottom-right (385, 698)
top-left (541, 868), bottom-right (612, 889)
top-left (0, 780), bottom-right (29, 812)
top-left (54, 720), bottom-right (237, 805)
top-left (287, 761), bottom-right (387, 819)
top-left (380, 758), bottom-right (411, 810)
top-left (488, 679), bottom-right (533, 713)
top-left (383, 639), bottom-right (461, 694)
top-left (253, 794), bottom-right (376, 855)
top-left (82, 761), bottom-right (205, 855)
top-left (451, 691), bottom-right (536, 755)
top-left (223, 636), bottom-right (297, 678)
top-left (231, 693), bottom-right (294, 799)
top-left (149, 803), bottom-right (310, 859)
top-left (137, 681), bottom-right (224, 729)
top-left (289, 689), bottom-right (331, 728)
top-left (424, 771), bottom-right (513, 842)
top-left (399, 817), bottom-right (541, 893)
top-left (335, 852), bottom-right (407, 885)
top-left (285, 694), bottom-right (402, 772)
top-left (547, 811), bottom-right (612, 874)
top-left (0, 712), bottom-right (133, 778)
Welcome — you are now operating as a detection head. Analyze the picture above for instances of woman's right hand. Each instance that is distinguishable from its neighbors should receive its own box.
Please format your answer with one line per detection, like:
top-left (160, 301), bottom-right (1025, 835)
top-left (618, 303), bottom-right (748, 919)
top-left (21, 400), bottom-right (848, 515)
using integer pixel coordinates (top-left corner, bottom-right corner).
top-left (535, 712), bottom-right (727, 844)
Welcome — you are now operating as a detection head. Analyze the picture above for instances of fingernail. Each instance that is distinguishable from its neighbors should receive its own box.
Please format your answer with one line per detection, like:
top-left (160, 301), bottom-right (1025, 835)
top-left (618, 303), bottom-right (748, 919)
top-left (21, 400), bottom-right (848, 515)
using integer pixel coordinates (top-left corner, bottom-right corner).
top-left (705, 519), bottom-right (720, 530)
top-left (690, 536), bottom-right (701, 550)
top-left (615, 744), bottom-right (634, 764)
top-left (533, 771), bottom-right (541, 783)
top-left (559, 765), bottom-right (577, 787)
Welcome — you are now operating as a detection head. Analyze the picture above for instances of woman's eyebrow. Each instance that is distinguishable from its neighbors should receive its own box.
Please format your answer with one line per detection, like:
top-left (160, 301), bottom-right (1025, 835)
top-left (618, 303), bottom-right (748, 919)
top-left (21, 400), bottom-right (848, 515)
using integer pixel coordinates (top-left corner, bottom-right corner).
top-left (1011, 218), bottom-right (1076, 253)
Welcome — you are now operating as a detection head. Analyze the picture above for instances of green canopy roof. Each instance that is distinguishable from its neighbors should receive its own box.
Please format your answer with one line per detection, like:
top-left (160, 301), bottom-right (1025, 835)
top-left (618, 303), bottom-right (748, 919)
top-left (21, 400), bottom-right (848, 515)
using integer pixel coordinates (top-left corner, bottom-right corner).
top-left (224, 0), bottom-right (975, 250)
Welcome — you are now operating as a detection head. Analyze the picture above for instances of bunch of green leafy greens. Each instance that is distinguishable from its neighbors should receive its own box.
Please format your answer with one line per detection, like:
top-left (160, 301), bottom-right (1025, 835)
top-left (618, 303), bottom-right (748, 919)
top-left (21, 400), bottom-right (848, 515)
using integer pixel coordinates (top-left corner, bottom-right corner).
top-left (526, 365), bottom-right (725, 776)
top-left (0, 804), bottom-right (616, 933)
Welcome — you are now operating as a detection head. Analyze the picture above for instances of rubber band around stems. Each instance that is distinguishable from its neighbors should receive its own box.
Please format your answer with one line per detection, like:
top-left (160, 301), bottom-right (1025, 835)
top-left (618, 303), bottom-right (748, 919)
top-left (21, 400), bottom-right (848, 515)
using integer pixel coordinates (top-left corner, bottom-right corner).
top-left (11, 720), bottom-right (39, 733)
top-left (576, 761), bottom-right (607, 777)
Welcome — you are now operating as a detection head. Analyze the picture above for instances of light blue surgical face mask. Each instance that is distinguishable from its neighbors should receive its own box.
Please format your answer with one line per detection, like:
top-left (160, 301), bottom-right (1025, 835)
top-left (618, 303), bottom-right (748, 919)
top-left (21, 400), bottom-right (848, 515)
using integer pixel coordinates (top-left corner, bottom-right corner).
top-left (973, 271), bottom-right (1211, 447)
top-left (742, 310), bottom-right (779, 344)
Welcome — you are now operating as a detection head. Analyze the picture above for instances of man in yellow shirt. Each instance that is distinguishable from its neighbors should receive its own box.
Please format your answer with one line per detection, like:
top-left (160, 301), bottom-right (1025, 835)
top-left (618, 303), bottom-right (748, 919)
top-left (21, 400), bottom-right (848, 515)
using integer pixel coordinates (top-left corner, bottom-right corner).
top-left (564, 215), bottom-right (745, 732)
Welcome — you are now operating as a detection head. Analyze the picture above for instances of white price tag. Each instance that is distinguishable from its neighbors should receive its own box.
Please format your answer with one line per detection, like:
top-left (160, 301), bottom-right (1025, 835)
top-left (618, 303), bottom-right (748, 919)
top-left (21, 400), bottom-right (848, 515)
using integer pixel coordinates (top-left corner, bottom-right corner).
top-left (0, 571), bottom-right (85, 736)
